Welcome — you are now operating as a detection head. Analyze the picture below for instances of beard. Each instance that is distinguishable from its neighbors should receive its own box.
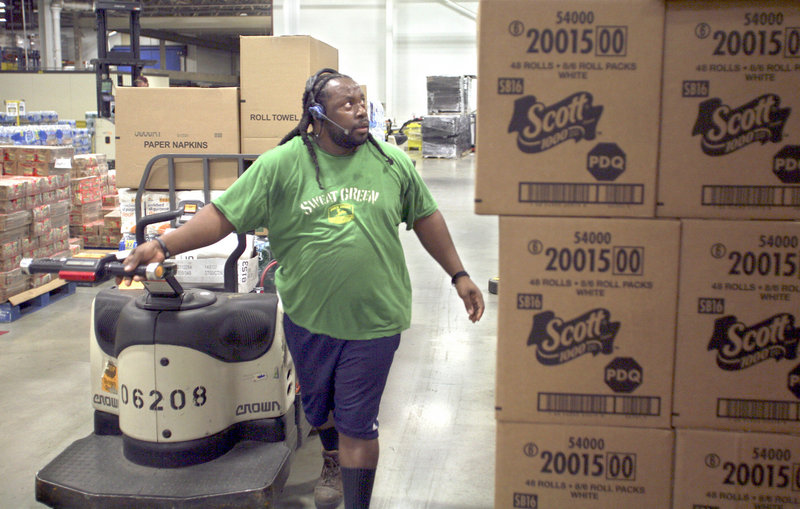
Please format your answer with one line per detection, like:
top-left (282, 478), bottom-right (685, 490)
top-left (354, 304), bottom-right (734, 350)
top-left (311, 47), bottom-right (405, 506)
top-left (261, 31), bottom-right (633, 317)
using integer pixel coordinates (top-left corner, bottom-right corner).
top-left (329, 125), bottom-right (368, 149)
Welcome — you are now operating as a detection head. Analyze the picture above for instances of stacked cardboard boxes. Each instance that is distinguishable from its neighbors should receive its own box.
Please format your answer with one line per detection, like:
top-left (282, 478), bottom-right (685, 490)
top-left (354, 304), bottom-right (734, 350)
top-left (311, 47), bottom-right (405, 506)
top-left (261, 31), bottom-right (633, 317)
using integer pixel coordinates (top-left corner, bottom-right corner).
top-left (0, 146), bottom-right (73, 298)
top-left (67, 153), bottom-right (121, 249)
top-left (1, 145), bottom-right (73, 177)
top-left (658, 2), bottom-right (800, 507)
top-left (480, 0), bottom-right (800, 506)
top-left (477, 1), bottom-right (676, 507)
top-left (0, 180), bottom-right (32, 300)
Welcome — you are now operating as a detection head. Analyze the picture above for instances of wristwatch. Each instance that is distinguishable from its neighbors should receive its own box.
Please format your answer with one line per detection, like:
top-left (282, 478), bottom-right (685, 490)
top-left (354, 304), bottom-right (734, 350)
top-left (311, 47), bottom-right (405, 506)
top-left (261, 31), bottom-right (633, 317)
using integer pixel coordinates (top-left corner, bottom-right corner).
top-left (153, 236), bottom-right (171, 259)
top-left (451, 270), bottom-right (469, 285)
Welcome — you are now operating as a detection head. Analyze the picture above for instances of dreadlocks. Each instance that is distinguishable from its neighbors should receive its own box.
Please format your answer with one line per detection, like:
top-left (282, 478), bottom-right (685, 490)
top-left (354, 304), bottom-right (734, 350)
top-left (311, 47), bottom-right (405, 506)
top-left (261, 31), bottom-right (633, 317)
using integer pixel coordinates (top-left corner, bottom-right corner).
top-left (279, 69), bottom-right (394, 190)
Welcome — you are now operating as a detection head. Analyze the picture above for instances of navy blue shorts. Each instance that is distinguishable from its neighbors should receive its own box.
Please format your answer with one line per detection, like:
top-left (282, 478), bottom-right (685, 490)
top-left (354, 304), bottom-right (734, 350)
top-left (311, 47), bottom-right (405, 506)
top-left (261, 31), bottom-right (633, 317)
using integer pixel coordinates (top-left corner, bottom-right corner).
top-left (283, 314), bottom-right (401, 440)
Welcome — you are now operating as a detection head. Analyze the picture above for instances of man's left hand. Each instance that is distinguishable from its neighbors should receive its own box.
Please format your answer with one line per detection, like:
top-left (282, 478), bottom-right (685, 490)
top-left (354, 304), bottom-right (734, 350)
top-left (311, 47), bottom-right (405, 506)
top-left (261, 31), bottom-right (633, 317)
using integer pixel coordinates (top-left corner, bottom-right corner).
top-left (455, 277), bottom-right (485, 323)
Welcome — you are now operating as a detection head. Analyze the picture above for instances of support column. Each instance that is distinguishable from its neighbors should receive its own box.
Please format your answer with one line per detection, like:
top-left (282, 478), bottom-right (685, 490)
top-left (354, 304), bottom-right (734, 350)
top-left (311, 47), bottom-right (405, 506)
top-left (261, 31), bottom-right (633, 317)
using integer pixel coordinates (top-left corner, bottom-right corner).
top-left (385, 0), bottom-right (395, 119)
top-left (282, 0), bottom-right (300, 35)
top-left (51, 1), bottom-right (62, 69)
top-left (38, 0), bottom-right (53, 69)
top-left (72, 11), bottom-right (82, 69)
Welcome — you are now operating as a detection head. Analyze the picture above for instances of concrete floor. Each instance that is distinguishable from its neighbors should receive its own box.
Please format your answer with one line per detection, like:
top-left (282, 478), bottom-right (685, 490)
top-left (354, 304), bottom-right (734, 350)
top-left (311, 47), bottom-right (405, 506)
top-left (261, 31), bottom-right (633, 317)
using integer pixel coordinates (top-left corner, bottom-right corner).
top-left (0, 153), bottom-right (499, 508)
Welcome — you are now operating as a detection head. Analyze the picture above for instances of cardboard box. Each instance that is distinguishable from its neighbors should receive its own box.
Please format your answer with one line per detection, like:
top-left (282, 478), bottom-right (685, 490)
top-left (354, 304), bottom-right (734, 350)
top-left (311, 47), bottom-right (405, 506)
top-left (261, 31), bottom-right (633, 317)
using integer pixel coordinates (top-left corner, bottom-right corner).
top-left (240, 36), bottom-right (338, 147)
top-left (672, 219), bottom-right (800, 433)
top-left (657, 1), bottom-right (800, 220)
top-left (475, 0), bottom-right (664, 217)
top-left (241, 137), bottom-right (282, 156)
top-left (115, 87), bottom-right (241, 190)
top-left (497, 217), bottom-right (680, 428)
top-left (673, 428), bottom-right (800, 508)
top-left (495, 422), bottom-right (673, 508)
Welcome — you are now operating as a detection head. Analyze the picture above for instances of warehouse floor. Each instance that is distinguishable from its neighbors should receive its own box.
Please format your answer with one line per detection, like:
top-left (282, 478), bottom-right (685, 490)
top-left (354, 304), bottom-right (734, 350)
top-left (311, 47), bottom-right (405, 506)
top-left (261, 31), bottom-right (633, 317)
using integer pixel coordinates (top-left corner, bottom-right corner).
top-left (0, 153), bottom-right (499, 509)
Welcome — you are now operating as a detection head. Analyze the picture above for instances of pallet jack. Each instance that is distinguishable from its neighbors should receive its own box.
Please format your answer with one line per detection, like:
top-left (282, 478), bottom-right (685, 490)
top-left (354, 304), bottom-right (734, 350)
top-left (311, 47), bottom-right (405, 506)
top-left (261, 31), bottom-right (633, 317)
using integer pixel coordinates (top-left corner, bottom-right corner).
top-left (21, 206), bottom-right (309, 508)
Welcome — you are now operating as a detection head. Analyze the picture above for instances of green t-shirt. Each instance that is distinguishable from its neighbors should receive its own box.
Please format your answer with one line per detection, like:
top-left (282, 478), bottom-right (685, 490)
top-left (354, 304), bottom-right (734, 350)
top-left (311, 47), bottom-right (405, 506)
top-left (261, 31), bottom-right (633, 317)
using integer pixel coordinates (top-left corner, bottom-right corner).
top-left (213, 136), bottom-right (438, 340)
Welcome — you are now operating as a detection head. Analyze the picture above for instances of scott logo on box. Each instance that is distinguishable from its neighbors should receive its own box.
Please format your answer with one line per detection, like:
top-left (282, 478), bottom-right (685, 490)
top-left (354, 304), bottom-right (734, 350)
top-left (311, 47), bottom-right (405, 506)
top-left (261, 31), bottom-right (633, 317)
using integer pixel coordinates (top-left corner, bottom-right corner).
top-left (527, 308), bottom-right (620, 366)
top-left (691, 94), bottom-right (790, 156)
top-left (508, 92), bottom-right (603, 153)
top-left (707, 313), bottom-right (800, 370)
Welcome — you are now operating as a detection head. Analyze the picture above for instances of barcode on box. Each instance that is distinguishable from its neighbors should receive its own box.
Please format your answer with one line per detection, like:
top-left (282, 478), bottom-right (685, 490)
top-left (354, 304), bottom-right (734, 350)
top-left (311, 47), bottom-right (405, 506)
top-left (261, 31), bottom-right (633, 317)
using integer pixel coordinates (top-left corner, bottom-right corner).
top-left (702, 185), bottom-right (800, 207)
top-left (538, 392), bottom-right (661, 416)
top-left (717, 398), bottom-right (800, 421)
top-left (519, 182), bottom-right (644, 205)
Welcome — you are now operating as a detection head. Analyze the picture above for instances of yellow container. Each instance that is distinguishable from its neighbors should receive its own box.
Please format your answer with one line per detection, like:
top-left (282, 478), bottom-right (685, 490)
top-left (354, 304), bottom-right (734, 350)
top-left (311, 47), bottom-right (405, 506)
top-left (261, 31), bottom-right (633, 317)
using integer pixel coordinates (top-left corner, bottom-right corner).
top-left (405, 121), bottom-right (422, 151)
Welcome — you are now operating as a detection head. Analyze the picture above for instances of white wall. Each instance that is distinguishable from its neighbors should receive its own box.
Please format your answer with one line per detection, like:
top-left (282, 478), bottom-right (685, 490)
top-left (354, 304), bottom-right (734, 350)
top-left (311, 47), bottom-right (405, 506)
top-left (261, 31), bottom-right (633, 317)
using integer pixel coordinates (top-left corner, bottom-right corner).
top-left (185, 46), bottom-right (238, 76)
top-left (0, 72), bottom-right (96, 120)
top-left (273, 0), bottom-right (478, 124)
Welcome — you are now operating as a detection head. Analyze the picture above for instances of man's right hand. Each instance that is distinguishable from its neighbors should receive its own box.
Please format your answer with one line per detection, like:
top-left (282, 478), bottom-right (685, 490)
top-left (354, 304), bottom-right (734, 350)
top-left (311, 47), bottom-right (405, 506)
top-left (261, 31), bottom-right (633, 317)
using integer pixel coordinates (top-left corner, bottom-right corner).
top-left (117, 240), bottom-right (166, 286)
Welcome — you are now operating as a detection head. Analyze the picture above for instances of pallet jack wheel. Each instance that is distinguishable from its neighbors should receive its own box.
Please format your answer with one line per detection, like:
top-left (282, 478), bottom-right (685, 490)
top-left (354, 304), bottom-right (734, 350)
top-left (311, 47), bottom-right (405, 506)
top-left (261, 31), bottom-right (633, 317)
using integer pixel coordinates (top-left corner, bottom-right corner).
top-left (488, 276), bottom-right (499, 295)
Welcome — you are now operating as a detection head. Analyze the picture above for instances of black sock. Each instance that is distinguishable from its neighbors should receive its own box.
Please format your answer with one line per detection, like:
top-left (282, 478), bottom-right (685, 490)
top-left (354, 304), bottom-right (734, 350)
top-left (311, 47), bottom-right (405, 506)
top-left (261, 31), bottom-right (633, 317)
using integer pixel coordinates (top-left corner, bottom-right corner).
top-left (318, 426), bottom-right (339, 451)
top-left (341, 467), bottom-right (376, 509)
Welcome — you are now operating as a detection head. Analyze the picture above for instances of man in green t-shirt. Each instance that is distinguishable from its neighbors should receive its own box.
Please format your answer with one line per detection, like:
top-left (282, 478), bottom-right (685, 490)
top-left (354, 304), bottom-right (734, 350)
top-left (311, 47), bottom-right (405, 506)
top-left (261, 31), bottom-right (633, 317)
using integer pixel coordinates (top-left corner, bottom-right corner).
top-left (121, 69), bottom-right (484, 509)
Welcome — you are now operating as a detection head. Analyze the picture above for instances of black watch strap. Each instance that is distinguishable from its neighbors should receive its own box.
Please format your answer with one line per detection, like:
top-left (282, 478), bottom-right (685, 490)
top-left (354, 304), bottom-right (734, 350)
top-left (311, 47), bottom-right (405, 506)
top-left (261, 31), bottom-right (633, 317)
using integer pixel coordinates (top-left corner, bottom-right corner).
top-left (451, 270), bottom-right (469, 285)
top-left (154, 236), bottom-right (171, 259)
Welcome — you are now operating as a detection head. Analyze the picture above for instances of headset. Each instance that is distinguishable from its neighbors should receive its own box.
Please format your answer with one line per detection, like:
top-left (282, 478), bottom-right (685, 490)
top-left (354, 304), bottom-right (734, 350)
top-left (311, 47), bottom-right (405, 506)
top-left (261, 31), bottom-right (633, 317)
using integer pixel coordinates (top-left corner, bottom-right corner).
top-left (305, 68), bottom-right (351, 135)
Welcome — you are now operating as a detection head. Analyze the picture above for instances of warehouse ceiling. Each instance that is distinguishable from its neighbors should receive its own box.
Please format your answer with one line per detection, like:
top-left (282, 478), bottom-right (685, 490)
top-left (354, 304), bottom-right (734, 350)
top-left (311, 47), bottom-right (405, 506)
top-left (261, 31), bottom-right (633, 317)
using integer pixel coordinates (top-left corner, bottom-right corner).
top-left (102, 0), bottom-right (273, 51)
top-left (3, 0), bottom-right (273, 51)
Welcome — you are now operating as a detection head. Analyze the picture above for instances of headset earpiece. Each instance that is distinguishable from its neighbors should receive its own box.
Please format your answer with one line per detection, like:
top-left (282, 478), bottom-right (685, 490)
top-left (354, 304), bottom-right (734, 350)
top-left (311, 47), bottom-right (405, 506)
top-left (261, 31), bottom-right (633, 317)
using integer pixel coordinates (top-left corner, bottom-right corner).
top-left (308, 103), bottom-right (325, 120)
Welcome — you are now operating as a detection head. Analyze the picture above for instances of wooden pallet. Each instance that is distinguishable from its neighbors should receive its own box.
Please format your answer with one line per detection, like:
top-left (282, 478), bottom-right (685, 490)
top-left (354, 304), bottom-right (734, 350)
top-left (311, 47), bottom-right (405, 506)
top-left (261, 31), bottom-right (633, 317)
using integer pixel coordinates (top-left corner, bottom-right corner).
top-left (0, 279), bottom-right (77, 323)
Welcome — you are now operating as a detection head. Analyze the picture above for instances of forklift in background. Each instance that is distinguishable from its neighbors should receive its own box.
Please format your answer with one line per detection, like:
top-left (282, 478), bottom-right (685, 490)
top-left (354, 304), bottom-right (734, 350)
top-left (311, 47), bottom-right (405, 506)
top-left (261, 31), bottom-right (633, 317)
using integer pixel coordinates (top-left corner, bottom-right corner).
top-left (92, 1), bottom-right (155, 162)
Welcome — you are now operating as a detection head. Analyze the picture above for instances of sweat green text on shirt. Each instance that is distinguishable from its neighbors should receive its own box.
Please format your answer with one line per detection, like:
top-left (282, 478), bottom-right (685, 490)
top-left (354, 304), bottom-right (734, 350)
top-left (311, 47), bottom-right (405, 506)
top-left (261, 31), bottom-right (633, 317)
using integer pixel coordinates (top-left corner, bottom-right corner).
top-left (213, 136), bottom-right (438, 340)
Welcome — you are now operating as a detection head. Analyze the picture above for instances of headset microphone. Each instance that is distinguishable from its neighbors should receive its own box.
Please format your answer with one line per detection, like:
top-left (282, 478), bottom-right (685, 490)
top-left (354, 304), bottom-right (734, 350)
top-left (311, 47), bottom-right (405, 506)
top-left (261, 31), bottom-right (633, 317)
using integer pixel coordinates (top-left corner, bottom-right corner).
top-left (309, 104), bottom-right (350, 135)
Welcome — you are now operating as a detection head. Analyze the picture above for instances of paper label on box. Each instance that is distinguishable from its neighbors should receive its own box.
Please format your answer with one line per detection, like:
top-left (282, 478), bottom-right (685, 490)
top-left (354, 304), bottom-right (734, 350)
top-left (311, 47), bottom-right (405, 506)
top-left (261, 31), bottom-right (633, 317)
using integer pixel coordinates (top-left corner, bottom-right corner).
top-left (174, 255), bottom-right (258, 293)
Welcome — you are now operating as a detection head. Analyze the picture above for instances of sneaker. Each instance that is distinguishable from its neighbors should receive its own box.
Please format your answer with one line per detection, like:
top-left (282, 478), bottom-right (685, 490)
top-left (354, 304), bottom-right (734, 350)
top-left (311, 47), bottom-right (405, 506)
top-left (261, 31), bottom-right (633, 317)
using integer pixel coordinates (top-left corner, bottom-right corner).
top-left (314, 450), bottom-right (343, 509)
